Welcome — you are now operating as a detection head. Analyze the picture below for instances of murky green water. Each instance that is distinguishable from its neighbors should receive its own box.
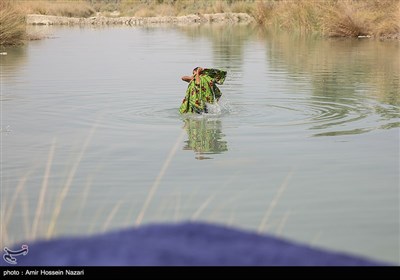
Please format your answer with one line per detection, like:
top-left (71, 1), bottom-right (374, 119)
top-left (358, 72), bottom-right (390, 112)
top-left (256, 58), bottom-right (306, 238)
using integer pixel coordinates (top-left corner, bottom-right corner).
top-left (1, 24), bottom-right (399, 263)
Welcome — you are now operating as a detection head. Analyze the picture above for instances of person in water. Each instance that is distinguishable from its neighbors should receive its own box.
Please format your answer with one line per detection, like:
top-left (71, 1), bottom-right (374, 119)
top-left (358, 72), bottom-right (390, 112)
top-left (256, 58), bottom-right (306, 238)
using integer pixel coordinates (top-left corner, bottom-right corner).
top-left (179, 67), bottom-right (227, 114)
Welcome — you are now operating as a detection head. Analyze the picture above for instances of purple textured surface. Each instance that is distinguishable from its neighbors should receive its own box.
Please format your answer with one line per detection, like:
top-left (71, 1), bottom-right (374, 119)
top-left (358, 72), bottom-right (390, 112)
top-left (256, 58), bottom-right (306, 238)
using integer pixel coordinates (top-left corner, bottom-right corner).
top-left (3, 222), bottom-right (384, 266)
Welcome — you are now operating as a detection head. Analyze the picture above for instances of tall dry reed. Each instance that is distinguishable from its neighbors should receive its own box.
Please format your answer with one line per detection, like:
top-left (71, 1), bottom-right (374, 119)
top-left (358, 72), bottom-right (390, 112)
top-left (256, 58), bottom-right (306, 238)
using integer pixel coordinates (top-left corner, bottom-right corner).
top-left (253, 0), bottom-right (399, 38)
top-left (0, 0), bottom-right (26, 45)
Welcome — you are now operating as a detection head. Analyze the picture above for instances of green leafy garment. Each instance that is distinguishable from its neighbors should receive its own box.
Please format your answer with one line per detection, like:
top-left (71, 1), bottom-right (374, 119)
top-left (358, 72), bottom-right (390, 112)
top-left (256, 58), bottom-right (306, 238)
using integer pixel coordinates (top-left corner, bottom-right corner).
top-left (179, 68), bottom-right (227, 114)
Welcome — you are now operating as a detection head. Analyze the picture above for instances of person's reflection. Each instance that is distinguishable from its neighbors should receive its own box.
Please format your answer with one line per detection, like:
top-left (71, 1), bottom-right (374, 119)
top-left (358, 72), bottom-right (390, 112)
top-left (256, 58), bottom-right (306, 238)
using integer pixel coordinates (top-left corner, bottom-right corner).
top-left (183, 118), bottom-right (228, 160)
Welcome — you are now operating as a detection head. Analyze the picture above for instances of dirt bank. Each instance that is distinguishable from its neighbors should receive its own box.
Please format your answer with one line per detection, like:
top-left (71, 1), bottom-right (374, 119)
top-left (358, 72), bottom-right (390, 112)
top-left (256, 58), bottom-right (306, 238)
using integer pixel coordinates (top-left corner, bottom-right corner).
top-left (26, 13), bottom-right (254, 26)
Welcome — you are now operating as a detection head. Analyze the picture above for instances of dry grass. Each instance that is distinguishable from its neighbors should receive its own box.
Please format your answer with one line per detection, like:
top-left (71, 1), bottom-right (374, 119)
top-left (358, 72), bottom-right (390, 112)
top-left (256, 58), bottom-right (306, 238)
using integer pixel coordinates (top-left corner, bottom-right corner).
top-left (135, 129), bottom-right (186, 226)
top-left (1, 120), bottom-right (302, 250)
top-left (109, 0), bottom-right (398, 39)
top-left (2, 121), bottom-right (100, 245)
top-left (0, 0), bottom-right (26, 45)
top-left (371, 0), bottom-right (400, 38)
top-left (16, 0), bottom-right (95, 18)
top-left (252, 1), bottom-right (273, 25)
top-left (322, 0), bottom-right (400, 38)
top-left (253, 0), bottom-right (400, 38)
top-left (269, 0), bottom-right (323, 33)
top-left (7, 0), bottom-right (399, 39)
top-left (258, 170), bottom-right (293, 233)
top-left (119, 0), bottom-right (232, 17)
top-left (230, 1), bottom-right (254, 14)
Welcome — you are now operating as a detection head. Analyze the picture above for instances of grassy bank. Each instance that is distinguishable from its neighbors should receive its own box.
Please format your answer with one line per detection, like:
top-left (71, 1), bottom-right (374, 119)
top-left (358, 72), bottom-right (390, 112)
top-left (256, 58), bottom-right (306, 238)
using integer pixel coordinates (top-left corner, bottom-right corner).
top-left (1, 0), bottom-right (399, 45)
top-left (254, 0), bottom-right (400, 38)
top-left (26, 0), bottom-right (400, 38)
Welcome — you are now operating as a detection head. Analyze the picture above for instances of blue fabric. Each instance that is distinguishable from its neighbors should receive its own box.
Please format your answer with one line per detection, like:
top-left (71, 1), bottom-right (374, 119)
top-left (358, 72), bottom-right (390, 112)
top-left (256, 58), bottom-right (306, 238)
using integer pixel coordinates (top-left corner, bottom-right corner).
top-left (3, 222), bottom-right (384, 266)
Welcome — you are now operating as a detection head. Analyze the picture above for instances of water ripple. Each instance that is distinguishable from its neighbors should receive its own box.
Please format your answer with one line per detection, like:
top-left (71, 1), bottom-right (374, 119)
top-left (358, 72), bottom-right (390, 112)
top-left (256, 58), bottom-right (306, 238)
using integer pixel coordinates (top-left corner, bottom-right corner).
top-left (230, 96), bottom-right (400, 136)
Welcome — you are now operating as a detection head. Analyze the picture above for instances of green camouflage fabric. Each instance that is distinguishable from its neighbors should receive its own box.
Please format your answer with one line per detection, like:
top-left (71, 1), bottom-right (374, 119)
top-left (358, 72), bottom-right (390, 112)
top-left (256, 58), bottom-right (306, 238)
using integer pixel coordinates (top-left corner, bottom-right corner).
top-left (179, 68), bottom-right (227, 114)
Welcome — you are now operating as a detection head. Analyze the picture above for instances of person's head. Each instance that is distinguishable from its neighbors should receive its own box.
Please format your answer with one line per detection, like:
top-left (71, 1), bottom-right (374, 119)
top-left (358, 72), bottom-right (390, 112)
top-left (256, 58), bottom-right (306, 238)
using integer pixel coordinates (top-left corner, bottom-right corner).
top-left (193, 67), bottom-right (203, 75)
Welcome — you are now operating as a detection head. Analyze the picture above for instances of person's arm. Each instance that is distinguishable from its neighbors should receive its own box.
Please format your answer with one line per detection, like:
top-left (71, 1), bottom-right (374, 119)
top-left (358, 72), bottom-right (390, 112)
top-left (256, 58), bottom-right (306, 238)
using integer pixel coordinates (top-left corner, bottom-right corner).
top-left (181, 76), bottom-right (193, 83)
top-left (195, 67), bottom-right (203, 84)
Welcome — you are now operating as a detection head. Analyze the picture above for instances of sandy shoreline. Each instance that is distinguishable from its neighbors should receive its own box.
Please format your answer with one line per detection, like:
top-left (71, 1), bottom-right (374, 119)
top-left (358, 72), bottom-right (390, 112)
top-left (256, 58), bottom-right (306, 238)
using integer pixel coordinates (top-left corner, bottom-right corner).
top-left (26, 13), bottom-right (254, 26)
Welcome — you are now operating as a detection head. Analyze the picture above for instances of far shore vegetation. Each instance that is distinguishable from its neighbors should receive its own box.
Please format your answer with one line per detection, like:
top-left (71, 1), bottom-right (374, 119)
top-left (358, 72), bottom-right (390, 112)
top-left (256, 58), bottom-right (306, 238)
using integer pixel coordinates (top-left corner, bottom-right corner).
top-left (1, 0), bottom-right (399, 45)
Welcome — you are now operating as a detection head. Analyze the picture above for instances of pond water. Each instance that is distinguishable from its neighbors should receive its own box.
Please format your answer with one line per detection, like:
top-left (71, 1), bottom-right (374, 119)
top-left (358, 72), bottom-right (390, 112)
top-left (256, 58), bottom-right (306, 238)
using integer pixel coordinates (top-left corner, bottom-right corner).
top-left (1, 24), bottom-right (399, 264)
